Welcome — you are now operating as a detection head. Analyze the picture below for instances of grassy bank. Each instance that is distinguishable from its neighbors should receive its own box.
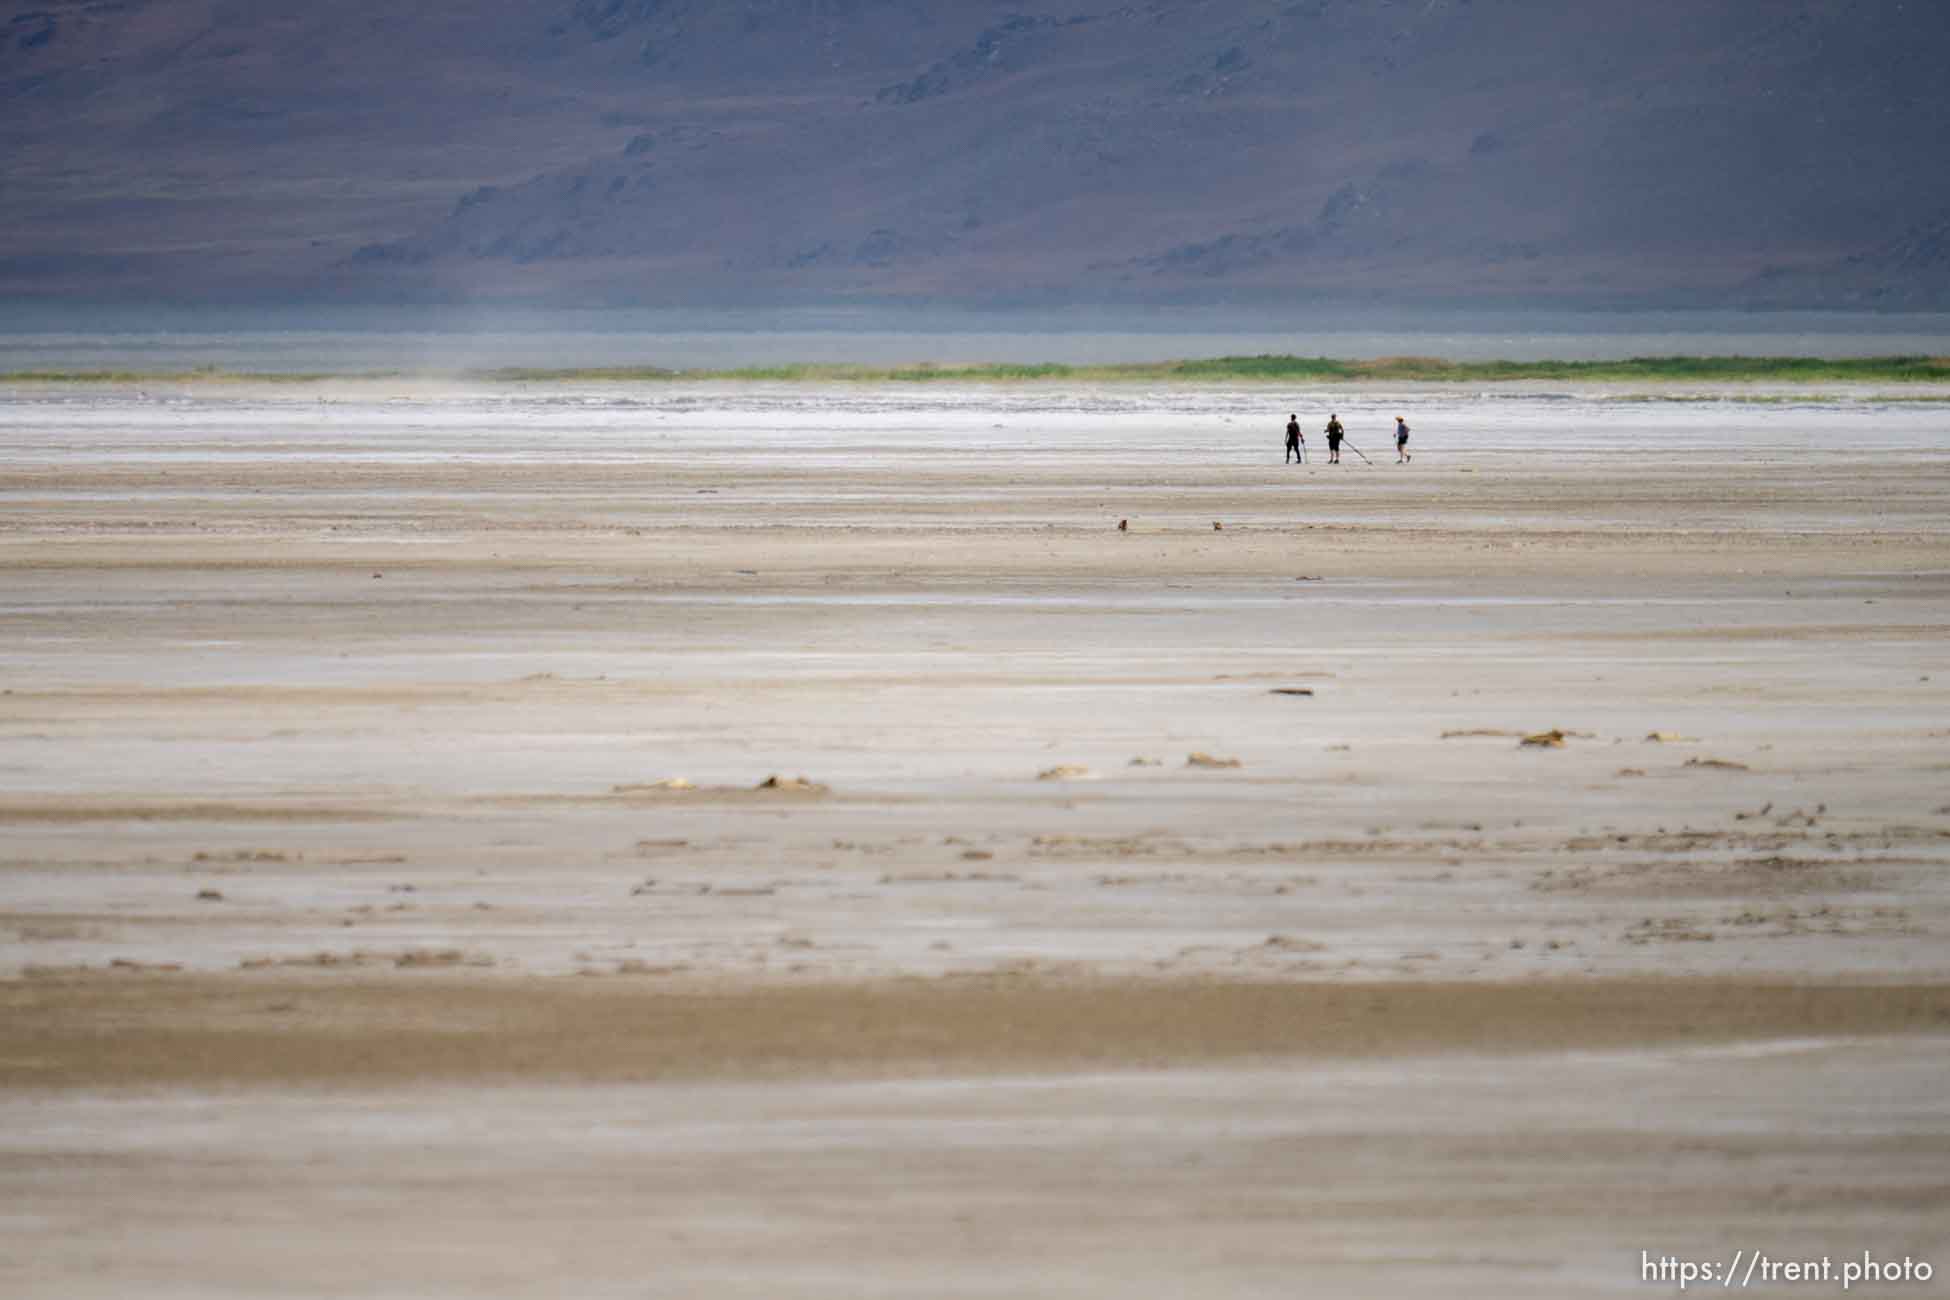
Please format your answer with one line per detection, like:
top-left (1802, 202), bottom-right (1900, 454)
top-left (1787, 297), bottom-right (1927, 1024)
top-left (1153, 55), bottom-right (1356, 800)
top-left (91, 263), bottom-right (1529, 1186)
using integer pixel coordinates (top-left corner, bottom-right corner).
top-left (486, 354), bottom-right (1950, 384)
top-left (6, 354), bottom-right (1950, 385)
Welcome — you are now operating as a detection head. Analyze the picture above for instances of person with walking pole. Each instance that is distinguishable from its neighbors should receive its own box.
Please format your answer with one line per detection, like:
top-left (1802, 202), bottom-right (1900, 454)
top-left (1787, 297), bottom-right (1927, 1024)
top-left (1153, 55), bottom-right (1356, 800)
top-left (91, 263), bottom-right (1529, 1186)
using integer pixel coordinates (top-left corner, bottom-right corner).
top-left (1284, 413), bottom-right (1306, 464)
top-left (1324, 414), bottom-right (1344, 464)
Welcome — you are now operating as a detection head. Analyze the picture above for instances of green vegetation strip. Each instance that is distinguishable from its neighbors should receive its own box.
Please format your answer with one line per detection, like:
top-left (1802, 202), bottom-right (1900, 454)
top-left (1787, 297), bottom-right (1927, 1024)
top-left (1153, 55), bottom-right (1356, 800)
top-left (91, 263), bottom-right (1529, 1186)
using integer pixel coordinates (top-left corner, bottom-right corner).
top-left (486, 354), bottom-right (1950, 383)
top-left (7, 355), bottom-right (1950, 385)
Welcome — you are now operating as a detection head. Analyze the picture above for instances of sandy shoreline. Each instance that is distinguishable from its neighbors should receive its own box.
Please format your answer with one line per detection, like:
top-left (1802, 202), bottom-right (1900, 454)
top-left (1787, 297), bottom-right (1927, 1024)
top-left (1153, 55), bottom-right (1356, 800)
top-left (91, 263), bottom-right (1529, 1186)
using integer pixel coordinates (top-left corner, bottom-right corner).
top-left (3, 383), bottom-right (1948, 1293)
top-left (9, 973), bottom-right (1948, 1090)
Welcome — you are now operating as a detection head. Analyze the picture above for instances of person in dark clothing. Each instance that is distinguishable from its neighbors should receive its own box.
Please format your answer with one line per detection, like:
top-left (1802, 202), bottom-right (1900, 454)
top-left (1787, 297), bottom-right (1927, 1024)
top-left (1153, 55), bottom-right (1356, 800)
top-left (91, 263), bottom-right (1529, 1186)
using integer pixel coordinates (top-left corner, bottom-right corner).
top-left (1395, 416), bottom-right (1411, 463)
top-left (1324, 414), bottom-right (1344, 464)
top-left (1284, 414), bottom-right (1305, 463)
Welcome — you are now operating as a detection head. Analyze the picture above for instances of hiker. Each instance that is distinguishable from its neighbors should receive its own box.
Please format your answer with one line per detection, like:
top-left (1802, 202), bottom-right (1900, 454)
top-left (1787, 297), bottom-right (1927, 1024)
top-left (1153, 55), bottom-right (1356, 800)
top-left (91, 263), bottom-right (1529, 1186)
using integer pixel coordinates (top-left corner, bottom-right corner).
top-left (1284, 414), bottom-right (1305, 463)
top-left (1324, 414), bottom-right (1344, 464)
top-left (1395, 415), bottom-right (1411, 463)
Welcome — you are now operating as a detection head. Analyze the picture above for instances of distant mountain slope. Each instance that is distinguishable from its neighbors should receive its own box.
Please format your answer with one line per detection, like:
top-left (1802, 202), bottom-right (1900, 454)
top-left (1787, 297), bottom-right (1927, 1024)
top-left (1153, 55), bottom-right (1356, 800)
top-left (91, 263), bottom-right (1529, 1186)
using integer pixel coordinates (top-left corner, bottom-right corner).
top-left (3, 0), bottom-right (1948, 308)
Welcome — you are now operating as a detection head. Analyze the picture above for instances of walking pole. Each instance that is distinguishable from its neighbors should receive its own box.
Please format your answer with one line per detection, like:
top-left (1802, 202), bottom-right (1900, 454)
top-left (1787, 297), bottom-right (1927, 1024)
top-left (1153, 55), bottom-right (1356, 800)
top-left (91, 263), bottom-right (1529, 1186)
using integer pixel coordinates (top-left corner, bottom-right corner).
top-left (1342, 439), bottom-right (1373, 465)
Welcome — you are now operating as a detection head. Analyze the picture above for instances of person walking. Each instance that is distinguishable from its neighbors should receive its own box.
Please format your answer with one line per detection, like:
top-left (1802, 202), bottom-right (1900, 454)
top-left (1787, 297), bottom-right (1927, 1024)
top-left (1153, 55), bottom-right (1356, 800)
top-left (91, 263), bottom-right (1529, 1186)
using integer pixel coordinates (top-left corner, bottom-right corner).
top-left (1284, 413), bottom-right (1305, 464)
top-left (1324, 414), bottom-right (1344, 464)
top-left (1395, 415), bottom-right (1411, 463)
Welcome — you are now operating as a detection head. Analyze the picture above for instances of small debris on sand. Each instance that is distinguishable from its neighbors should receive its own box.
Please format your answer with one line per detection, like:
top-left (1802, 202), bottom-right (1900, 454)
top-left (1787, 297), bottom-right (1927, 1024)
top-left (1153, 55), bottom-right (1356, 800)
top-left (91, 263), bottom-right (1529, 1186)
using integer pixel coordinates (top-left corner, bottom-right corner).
top-left (1186, 752), bottom-right (1243, 769)
top-left (613, 960), bottom-right (688, 976)
top-left (1644, 731), bottom-right (1697, 743)
top-left (1685, 757), bottom-right (1751, 771)
top-left (409, 948), bottom-right (495, 968)
top-left (1037, 765), bottom-right (1093, 781)
top-left (1442, 729), bottom-right (1521, 739)
top-left (1116, 518), bottom-right (1128, 531)
top-left (1615, 768), bottom-right (1647, 778)
top-left (1519, 730), bottom-right (1567, 748)
top-left (1269, 687), bottom-right (1315, 697)
top-left (194, 889), bottom-right (224, 902)
top-left (1127, 756), bottom-right (1162, 767)
top-left (1212, 521), bottom-right (1223, 531)
top-left (1623, 918), bottom-right (1717, 944)
top-left (883, 869), bottom-right (1018, 884)
top-left (394, 948), bottom-right (468, 969)
top-left (613, 777), bottom-right (694, 792)
top-left (756, 774), bottom-right (827, 793)
top-left (241, 950), bottom-right (372, 970)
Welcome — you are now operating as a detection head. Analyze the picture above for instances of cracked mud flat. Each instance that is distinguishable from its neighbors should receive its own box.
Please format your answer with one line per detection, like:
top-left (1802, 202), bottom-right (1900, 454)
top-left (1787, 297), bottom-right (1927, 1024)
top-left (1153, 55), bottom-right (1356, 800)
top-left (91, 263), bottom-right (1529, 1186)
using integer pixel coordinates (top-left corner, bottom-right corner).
top-left (2, 383), bottom-right (1948, 1295)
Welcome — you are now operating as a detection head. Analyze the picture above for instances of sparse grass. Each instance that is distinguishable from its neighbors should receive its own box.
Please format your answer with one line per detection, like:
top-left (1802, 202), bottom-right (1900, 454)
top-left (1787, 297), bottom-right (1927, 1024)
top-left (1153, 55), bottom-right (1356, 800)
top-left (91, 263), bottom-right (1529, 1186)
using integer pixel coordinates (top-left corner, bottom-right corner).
top-left (1149, 354), bottom-right (1950, 383)
top-left (485, 361), bottom-right (1095, 382)
top-left (7, 355), bottom-right (1950, 386)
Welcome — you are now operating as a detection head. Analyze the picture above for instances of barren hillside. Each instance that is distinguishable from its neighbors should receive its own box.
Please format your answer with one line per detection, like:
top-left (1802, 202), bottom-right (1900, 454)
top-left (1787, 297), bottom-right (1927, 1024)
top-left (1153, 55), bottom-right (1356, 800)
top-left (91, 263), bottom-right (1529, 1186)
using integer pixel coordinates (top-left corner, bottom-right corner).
top-left (3, 0), bottom-right (1947, 308)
